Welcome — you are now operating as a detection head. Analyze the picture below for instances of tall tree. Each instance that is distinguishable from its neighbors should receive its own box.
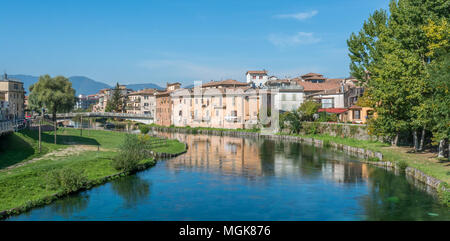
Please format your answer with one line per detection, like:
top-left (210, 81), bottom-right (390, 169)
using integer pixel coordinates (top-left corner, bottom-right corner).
top-left (29, 75), bottom-right (76, 144)
top-left (106, 83), bottom-right (125, 113)
top-left (347, 0), bottom-right (449, 148)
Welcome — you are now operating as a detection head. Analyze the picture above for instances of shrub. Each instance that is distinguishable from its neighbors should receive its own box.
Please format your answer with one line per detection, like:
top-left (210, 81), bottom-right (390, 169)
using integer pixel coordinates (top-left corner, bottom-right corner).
top-left (46, 168), bottom-right (88, 193)
top-left (397, 160), bottom-right (408, 171)
top-left (139, 124), bottom-right (150, 135)
top-left (112, 134), bottom-right (152, 171)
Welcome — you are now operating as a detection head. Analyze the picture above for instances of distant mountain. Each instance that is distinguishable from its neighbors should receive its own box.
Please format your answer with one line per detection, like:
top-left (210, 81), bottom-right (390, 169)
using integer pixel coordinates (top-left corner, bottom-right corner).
top-left (68, 76), bottom-right (111, 96)
top-left (125, 83), bottom-right (164, 91)
top-left (9, 74), bottom-right (164, 96)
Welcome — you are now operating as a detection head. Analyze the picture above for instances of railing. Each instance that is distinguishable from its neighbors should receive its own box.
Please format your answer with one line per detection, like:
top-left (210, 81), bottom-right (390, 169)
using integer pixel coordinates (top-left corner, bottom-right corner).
top-left (0, 121), bottom-right (13, 134)
top-left (225, 116), bottom-right (241, 122)
top-left (55, 112), bottom-right (154, 119)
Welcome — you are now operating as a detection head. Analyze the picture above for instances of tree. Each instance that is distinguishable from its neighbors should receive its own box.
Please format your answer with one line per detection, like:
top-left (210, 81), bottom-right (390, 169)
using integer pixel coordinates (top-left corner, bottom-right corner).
top-left (285, 110), bottom-right (302, 134)
top-left (106, 83), bottom-right (125, 113)
top-left (347, 0), bottom-right (450, 148)
top-left (298, 101), bottom-right (321, 121)
top-left (29, 75), bottom-right (76, 144)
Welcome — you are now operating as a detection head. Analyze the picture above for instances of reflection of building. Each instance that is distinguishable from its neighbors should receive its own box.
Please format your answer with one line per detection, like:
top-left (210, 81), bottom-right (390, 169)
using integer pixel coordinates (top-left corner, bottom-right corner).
top-left (0, 74), bottom-right (25, 120)
top-left (321, 161), bottom-right (370, 183)
top-left (163, 134), bottom-right (263, 177)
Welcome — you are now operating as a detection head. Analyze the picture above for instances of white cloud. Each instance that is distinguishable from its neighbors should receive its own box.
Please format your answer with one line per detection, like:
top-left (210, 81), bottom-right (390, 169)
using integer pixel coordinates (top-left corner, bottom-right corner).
top-left (268, 32), bottom-right (321, 47)
top-left (274, 10), bottom-right (318, 21)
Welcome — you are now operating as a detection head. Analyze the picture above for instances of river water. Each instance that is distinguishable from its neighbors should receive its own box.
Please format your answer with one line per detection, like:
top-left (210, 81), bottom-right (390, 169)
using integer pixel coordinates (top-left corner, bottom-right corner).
top-left (7, 132), bottom-right (449, 220)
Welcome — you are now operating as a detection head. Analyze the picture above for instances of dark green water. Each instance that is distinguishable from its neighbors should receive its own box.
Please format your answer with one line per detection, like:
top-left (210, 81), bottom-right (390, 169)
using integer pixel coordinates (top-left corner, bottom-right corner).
top-left (7, 133), bottom-right (449, 221)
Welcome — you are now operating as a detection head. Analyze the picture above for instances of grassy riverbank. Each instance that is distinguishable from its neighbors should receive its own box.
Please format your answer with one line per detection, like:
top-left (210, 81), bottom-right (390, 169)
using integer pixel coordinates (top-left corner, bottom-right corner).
top-left (0, 128), bottom-right (186, 216)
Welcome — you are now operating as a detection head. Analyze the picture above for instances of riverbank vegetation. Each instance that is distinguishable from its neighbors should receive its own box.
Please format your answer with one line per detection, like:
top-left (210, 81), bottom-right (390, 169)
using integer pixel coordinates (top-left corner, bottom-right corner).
top-left (0, 128), bottom-right (186, 217)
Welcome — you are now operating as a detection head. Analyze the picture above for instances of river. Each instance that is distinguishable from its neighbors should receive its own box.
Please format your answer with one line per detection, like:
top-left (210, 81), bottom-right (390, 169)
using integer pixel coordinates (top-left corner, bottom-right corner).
top-left (7, 132), bottom-right (449, 220)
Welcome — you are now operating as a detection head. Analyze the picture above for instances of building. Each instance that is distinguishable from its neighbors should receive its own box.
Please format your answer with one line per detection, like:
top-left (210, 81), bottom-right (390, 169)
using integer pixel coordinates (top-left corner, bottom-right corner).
top-left (0, 91), bottom-right (8, 121)
top-left (171, 80), bottom-right (266, 129)
top-left (92, 85), bottom-right (132, 113)
top-left (300, 73), bottom-right (327, 83)
top-left (75, 94), bottom-right (99, 110)
top-left (155, 83), bottom-right (181, 126)
top-left (265, 78), bottom-right (305, 112)
top-left (246, 70), bottom-right (269, 87)
top-left (126, 88), bottom-right (157, 116)
top-left (0, 74), bottom-right (25, 120)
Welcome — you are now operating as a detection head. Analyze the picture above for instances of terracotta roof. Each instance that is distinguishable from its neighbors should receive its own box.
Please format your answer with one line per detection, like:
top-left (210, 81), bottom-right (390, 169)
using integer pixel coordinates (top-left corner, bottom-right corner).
top-left (167, 82), bottom-right (181, 86)
top-left (349, 105), bottom-right (362, 110)
top-left (301, 73), bottom-right (323, 78)
top-left (303, 76), bottom-right (327, 80)
top-left (318, 108), bottom-right (349, 114)
top-left (202, 79), bottom-right (248, 88)
top-left (246, 70), bottom-right (268, 75)
top-left (296, 81), bottom-right (341, 92)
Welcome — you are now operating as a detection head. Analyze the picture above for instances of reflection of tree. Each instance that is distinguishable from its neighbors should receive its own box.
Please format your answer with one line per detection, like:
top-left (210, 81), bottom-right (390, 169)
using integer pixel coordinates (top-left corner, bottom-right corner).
top-left (360, 168), bottom-right (450, 221)
top-left (259, 139), bottom-right (276, 176)
top-left (111, 175), bottom-right (151, 208)
top-left (50, 194), bottom-right (89, 218)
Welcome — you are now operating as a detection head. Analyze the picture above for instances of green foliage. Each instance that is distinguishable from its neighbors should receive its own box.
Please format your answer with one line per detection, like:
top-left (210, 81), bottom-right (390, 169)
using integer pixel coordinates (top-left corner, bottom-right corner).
top-left (285, 110), bottom-right (302, 134)
top-left (46, 168), bottom-right (88, 193)
top-left (139, 124), bottom-right (150, 135)
top-left (298, 101), bottom-right (321, 121)
top-left (347, 0), bottom-right (450, 147)
top-left (106, 83), bottom-right (125, 113)
top-left (304, 122), bottom-right (319, 135)
top-left (112, 134), bottom-right (152, 171)
top-left (29, 75), bottom-right (76, 117)
top-left (397, 160), bottom-right (408, 171)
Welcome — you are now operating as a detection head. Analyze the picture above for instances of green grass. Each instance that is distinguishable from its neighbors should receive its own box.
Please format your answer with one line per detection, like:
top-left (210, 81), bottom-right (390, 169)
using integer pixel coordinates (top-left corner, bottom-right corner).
top-left (0, 127), bottom-right (186, 213)
top-left (152, 139), bottom-right (186, 154)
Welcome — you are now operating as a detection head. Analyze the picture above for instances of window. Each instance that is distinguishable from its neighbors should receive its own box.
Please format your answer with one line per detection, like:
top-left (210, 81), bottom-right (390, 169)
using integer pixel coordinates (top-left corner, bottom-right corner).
top-left (281, 94), bottom-right (286, 101)
top-left (322, 99), bottom-right (334, 109)
top-left (252, 75), bottom-right (256, 79)
top-left (216, 110), bottom-right (219, 116)
top-left (353, 110), bottom-right (361, 120)
top-left (259, 76), bottom-right (263, 79)
top-left (232, 97), bottom-right (236, 106)
top-left (292, 94), bottom-right (296, 101)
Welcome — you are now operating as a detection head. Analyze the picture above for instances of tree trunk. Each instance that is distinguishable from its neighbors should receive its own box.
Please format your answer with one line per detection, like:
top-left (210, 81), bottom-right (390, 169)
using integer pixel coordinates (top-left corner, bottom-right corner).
top-left (391, 134), bottom-right (399, 146)
top-left (419, 127), bottom-right (425, 151)
top-left (438, 139), bottom-right (445, 158)
top-left (413, 130), bottom-right (419, 151)
top-left (53, 112), bottom-right (57, 144)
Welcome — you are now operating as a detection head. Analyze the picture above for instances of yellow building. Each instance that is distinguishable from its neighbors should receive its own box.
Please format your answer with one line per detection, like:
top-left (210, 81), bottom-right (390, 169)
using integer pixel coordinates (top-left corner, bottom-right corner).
top-left (0, 74), bottom-right (25, 120)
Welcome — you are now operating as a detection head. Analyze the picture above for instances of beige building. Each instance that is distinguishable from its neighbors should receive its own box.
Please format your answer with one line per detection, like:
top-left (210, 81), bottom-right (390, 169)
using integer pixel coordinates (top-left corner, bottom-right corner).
top-left (0, 74), bottom-right (25, 120)
top-left (171, 79), bottom-right (267, 129)
top-left (93, 85), bottom-right (132, 113)
top-left (126, 88), bottom-right (157, 116)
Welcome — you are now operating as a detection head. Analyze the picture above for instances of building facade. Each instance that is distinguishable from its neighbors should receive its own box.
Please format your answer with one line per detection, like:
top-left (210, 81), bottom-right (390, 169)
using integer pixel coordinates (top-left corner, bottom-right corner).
top-left (75, 94), bottom-right (99, 110)
top-left (126, 89), bottom-right (157, 116)
top-left (0, 74), bottom-right (25, 120)
top-left (246, 70), bottom-right (269, 88)
top-left (171, 80), bottom-right (266, 129)
top-left (155, 83), bottom-right (181, 126)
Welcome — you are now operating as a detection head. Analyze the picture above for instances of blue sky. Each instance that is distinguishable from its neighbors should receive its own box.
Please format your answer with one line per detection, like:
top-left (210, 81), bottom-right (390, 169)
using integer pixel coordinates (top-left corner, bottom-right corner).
top-left (0, 0), bottom-right (390, 86)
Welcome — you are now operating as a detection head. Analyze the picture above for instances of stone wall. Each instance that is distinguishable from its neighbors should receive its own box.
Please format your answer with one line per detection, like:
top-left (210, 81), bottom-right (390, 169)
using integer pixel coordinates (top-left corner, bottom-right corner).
top-left (293, 122), bottom-right (380, 141)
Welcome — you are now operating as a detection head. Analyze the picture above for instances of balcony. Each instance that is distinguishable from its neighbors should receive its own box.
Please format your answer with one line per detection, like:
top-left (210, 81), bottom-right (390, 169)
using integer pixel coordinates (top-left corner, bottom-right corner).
top-left (225, 116), bottom-right (241, 122)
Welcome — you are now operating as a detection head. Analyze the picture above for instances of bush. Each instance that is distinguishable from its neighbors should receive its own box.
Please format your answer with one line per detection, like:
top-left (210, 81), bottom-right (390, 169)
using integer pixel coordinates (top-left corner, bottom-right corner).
top-left (112, 134), bottom-right (152, 171)
top-left (397, 160), bottom-right (408, 171)
top-left (139, 124), bottom-right (150, 135)
top-left (46, 168), bottom-right (88, 193)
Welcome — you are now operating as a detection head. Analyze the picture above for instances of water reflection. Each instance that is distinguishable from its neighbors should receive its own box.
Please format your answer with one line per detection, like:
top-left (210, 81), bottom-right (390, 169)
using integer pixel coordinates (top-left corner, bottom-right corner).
top-left (50, 194), bottom-right (90, 218)
top-left (160, 132), bottom-right (371, 184)
top-left (111, 175), bottom-right (151, 208)
top-left (7, 132), bottom-right (449, 221)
